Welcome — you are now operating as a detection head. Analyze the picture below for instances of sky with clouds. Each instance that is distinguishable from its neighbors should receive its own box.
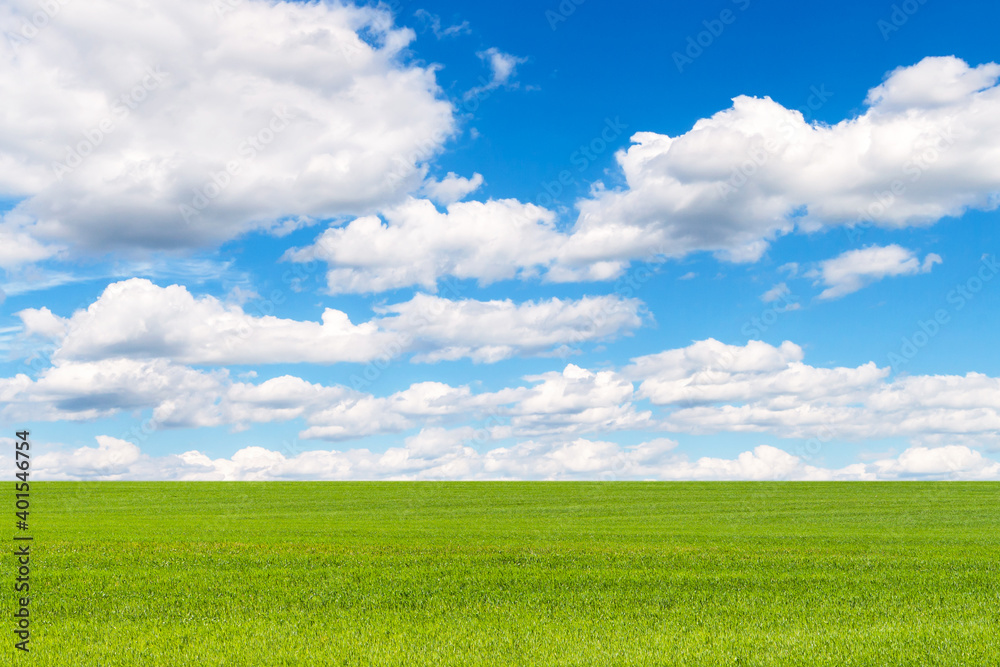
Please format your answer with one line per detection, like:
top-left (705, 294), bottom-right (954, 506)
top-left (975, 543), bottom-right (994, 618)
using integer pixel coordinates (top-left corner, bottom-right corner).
top-left (2, 0), bottom-right (999, 481)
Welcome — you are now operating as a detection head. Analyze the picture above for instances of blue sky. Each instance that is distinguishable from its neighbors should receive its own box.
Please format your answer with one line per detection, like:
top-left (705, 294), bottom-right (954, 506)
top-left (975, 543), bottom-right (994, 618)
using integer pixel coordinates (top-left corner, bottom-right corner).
top-left (1, 0), bottom-right (999, 480)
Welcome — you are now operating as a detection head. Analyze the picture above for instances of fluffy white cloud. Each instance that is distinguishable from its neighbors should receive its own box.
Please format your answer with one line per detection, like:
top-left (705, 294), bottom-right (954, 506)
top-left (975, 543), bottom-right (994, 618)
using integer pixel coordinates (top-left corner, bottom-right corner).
top-left (872, 445), bottom-right (1000, 479)
top-left (381, 293), bottom-right (644, 363)
top-left (812, 244), bottom-right (941, 299)
top-left (300, 363), bottom-right (653, 441)
top-left (420, 172), bottom-right (485, 205)
top-left (285, 58), bottom-right (999, 291)
top-left (284, 197), bottom-right (568, 293)
top-left (17, 279), bottom-right (642, 364)
top-left (626, 339), bottom-right (1000, 446)
top-left (33, 435), bottom-right (141, 480)
top-left (1, 357), bottom-right (229, 425)
top-left (8, 337), bottom-right (1000, 450)
top-left (497, 364), bottom-right (652, 437)
top-left (1, 354), bottom-right (652, 444)
top-left (0, 0), bottom-right (454, 253)
top-left (16, 306), bottom-right (66, 340)
top-left (27, 434), bottom-right (999, 481)
top-left (563, 56), bottom-right (1000, 267)
top-left (630, 339), bottom-right (887, 408)
top-left (654, 445), bottom-right (872, 481)
top-left (0, 218), bottom-right (61, 269)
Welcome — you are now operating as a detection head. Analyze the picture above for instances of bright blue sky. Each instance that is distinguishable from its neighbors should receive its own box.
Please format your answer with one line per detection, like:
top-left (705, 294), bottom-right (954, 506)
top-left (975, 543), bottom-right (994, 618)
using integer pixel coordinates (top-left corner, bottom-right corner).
top-left (1, 0), bottom-right (999, 480)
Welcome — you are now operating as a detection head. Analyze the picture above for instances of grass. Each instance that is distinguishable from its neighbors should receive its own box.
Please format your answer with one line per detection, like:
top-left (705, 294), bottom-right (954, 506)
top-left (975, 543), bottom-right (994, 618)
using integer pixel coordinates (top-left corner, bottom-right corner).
top-left (9, 482), bottom-right (1000, 665)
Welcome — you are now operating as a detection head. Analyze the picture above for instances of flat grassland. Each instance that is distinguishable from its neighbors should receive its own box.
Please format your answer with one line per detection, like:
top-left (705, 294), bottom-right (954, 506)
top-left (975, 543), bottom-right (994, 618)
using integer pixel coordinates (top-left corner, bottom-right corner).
top-left (12, 482), bottom-right (1000, 665)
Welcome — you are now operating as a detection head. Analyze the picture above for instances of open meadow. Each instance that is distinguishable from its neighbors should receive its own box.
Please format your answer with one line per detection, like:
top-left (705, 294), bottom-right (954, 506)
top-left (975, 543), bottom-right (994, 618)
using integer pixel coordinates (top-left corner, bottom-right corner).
top-left (11, 482), bottom-right (1000, 665)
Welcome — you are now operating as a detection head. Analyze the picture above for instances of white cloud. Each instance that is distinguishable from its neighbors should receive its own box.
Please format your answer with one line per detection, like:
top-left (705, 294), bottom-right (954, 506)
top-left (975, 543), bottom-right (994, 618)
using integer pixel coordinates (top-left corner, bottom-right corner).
top-left (761, 282), bottom-right (790, 303)
top-left (465, 48), bottom-right (528, 99)
top-left (0, 0), bottom-right (455, 254)
top-left (413, 9), bottom-right (470, 39)
top-left (655, 445), bottom-right (873, 481)
top-left (17, 306), bottom-right (66, 340)
top-left (27, 435), bottom-right (1000, 481)
top-left (285, 58), bottom-right (1000, 292)
top-left (300, 363), bottom-right (653, 442)
top-left (284, 197), bottom-right (566, 293)
top-left (1, 357), bottom-right (230, 426)
top-left (498, 364), bottom-right (652, 437)
top-left (865, 57), bottom-right (1000, 111)
top-left (33, 435), bottom-right (142, 480)
top-left (381, 293), bottom-right (644, 363)
top-left (562, 56), bottom-right (1000, 268)
top-left (420, 172), bottom-right (484, 204)
top-left (872, 445), bottom-right (1000, 479)
top-left (779, 262), bottom-right (799, 278)
top-left (16, 278), bottom-right (642, 365)
top-left (1, 353), bottom-right (653, 444)
top-left (404, 427), bottom-right (478, 458)
top-left (0, 217), bottom-right (61, 269)
top-left (813, 244), bottom-right (941, 299)
top-left (7, 337), bottom-right (1000, 450)
top-left (626, 339), bottom-right (1000, 447)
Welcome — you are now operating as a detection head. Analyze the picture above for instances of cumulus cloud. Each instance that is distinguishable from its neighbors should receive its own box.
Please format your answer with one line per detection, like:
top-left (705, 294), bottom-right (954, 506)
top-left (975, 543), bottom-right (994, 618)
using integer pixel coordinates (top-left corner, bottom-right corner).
top-left (7, 337), bottom-right (1000, 449)
top-left (33, 435), bottom-right (141, 480)
top-left (496, 364), bottom-right (653, 438)
top-left (300, 363), bottom-right (653, 441)
top-left (626, 339), bottom-right (1000, 447)
top-left (381, 293), bottom-right (644, 363)
top-left (420, 172), bottom-right (484, 204)
top-left (871, 445), bottom-right (1000, 479)
top-left (16, 306), bottom-right (67, 340)
top-left (0, 0), bottom-right (454, 254)
top-left (1, 355), bottom-right (651, 442)
top-left (284, 58), bottom-right (1000, 291)
top-left (812, 244), bottom-right (941, 299)
top-left (16, 278), bottom-right (642, 365)
top-left (25, 434), bottom-right (999, 481)
top-left (562, 56), bottom-right (1000, 268)
top-left (284, 197), bottom-right (567, 293)
top-left (0, 218), bottom-right (61, 270)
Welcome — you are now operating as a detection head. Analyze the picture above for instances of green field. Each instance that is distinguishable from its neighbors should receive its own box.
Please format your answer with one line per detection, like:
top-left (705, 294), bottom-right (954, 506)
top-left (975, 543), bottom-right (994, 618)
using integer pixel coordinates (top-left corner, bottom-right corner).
top-left (9, 482), bottom-right (1000, 665)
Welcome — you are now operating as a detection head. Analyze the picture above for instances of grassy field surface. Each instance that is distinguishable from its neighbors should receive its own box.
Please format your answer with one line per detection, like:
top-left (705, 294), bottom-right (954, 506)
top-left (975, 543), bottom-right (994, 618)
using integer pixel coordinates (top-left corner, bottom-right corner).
top-left (10, 482), bottom-right (1000, 665)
